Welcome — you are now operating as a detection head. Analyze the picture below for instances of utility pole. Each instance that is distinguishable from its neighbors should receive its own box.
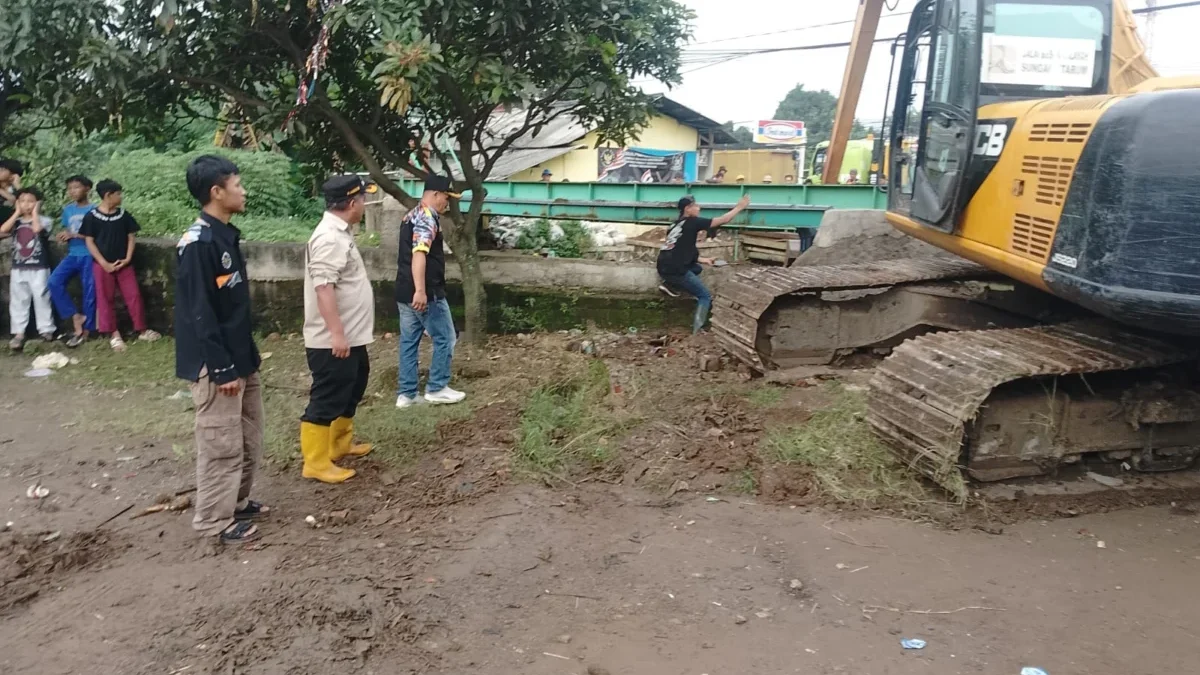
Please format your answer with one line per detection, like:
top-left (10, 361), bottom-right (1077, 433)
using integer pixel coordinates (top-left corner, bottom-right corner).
top-left (822, 0), bottom-right (884, 186)
top-left (1143, 0), bottom-right (1157, 61)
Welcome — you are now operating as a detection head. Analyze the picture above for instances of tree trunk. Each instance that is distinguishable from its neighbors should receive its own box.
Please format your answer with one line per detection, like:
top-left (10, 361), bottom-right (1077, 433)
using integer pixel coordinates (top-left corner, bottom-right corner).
top-left (447, 215), bottom-right (489, 346)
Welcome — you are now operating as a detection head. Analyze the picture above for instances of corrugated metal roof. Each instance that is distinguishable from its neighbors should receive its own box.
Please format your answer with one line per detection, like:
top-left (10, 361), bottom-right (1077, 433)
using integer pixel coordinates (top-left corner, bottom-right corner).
top-left (480, 108), bottom-right (590, 179)
top-left (432, 96), bottom-right (735, 180)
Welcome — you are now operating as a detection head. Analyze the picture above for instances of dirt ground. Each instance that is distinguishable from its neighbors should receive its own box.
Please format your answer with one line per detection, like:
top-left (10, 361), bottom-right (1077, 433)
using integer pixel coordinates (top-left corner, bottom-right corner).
top-left (2, 331), bottom-right (1200, 675)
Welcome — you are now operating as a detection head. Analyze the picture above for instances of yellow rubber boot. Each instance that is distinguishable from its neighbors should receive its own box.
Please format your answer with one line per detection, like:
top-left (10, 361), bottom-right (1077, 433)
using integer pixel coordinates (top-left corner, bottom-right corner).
top-left (330, 417), bottom-right (373, 461)
top-left (300, 422), bottom-right (356, 484)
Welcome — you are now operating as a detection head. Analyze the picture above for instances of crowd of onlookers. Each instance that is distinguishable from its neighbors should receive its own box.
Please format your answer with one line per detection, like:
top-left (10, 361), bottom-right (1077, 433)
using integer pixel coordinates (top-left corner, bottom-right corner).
top-left (0, 158), bottom-right (160, 352)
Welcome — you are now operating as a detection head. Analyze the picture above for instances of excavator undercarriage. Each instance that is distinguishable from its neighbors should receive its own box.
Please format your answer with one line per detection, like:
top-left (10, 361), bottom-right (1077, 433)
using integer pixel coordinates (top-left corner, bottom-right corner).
top-left (712, 261), bottom-right (1200, 499)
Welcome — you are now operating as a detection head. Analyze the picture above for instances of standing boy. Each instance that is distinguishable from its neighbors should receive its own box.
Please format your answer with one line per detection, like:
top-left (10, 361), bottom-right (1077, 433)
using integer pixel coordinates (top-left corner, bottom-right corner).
top-left (49, 175), bottom-right (96, 347)
top-left (657, 194), bottom-right (750, 334)
top-left (394, 175), bottom-right (465, 409)
top-left (79, 179), bottom-right (161, 351)
top-left (299, 175), bottom-right (378, 484)
top-left (1, 187), bottom-right (56, 349)
top-left (176, 155), bottom-right (268, 544)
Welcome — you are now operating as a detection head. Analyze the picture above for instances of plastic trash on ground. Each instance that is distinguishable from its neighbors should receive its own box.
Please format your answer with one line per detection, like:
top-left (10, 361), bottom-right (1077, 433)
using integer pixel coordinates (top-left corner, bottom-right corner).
top-left (900, 639), bottom-right (926, 650)
top-left (32, 352), bottom-right (71, 370)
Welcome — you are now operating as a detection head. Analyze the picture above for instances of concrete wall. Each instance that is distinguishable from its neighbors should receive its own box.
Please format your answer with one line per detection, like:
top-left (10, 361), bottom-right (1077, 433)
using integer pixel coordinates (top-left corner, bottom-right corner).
top-left (1, 237), bottom-right (724, 335)
top-left (712, 148), bottom-right (802, 184)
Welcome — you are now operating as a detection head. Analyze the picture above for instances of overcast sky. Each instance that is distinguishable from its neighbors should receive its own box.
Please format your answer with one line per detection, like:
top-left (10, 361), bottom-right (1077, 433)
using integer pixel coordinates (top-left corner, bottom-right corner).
top-left (642, 0), bottom-right (1198, 130)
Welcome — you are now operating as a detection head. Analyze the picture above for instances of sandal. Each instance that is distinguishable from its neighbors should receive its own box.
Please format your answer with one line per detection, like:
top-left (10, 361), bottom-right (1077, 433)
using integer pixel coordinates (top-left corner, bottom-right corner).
top-left (234, 500), bottom-right (271, 522)
top-left (138, 330), bottom-right (162, 342)
top-left (66, 333), bottom-right (86, 348)
top-left (9, 335), bottom-right (25, 352)
top-left (110, 335), bottom-right (127, 352)
top-left (219, 520), bottom-right (260, 545)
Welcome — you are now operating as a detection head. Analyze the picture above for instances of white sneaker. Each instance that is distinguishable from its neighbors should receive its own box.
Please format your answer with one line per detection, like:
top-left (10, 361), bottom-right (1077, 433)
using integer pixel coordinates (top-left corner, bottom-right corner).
top-left (424, 387), bottom-right (466, 405)
top-left (395, 394), bottom-right (418, 409)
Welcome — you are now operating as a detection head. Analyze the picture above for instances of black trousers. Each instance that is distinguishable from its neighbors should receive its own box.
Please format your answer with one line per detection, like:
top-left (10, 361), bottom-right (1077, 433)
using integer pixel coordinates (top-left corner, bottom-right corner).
top-left (302, 345), bottom-right (370, 426)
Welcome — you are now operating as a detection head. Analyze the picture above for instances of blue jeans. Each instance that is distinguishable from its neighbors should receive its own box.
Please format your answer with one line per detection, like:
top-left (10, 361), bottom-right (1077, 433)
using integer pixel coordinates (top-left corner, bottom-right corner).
top-left (49, 255), bottom-right (96, 331)
top-left (799, 227), bottom-right (815, 253)
top-left (397, 298), bottom-right (457, 398)
top-left (663, 266), bottom-right (712, 334)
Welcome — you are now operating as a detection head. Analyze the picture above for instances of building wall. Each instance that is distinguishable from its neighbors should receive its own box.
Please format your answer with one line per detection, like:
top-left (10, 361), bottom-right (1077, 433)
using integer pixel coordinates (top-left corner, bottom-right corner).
top-left (510, 114), bottom-right (702, 183)
top-left (712, 148), bottom-right (804, 184)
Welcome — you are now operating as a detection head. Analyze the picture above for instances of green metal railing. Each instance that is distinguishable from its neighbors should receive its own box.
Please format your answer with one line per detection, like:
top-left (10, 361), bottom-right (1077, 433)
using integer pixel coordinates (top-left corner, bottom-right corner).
top-left (397, 179), bottom-right (886, 230)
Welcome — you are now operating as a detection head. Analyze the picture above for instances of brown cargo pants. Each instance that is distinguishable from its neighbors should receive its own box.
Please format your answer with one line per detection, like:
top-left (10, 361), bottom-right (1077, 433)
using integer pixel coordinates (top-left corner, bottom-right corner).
top-left (190, 370), bottom-right (264, 536)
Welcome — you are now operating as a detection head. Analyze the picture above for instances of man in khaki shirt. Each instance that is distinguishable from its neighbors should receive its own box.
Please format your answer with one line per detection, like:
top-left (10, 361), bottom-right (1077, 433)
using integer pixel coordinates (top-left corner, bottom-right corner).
top-left (299, 175), bottom-right (378, 484)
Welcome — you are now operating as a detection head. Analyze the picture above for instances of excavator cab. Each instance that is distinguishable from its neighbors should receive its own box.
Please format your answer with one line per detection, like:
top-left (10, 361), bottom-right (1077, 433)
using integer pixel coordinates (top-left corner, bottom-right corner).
top-left (889, 0), bottom-right (1112, 232)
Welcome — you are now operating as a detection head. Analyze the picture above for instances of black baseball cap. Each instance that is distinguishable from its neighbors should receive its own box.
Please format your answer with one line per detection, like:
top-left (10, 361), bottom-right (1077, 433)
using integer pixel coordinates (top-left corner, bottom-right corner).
top-left (423, 174), bottom-right (462, 198)
top-left (677, 195), bottom-right (696, 213)
top-left (322, 175), bottom-right (378, 202)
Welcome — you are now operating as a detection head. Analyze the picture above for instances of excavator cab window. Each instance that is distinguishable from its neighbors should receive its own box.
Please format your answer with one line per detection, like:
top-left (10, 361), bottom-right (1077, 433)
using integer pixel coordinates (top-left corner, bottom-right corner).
top-left (979, 0), bottom-right (1111, 101)
top-left (890, 0), bottom-right (1113, 230)
top-left (891, 0), bottom-right (983, 231)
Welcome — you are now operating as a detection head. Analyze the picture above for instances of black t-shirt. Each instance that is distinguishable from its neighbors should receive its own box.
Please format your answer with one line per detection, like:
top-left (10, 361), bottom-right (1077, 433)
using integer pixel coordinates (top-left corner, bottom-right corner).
top-left (395, 205), bottom-right (447, 303)
top-left (80, 208), bottom-right (140, 263)
top-left (656, 216), bottom-right (713, 276)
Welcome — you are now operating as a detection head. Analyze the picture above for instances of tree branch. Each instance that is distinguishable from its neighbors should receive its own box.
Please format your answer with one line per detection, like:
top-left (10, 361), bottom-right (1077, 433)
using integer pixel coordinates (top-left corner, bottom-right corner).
top-left (315, 100), bottom-right (416, 209)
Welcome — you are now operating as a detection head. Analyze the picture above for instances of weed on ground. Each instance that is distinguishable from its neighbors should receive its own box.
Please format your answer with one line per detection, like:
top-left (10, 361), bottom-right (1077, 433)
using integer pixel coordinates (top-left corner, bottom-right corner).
top-left (515, 359), bottom-right (632, 476)
top-left (745, 384), bottom-right (784, 409)
top-left (763, 383), bottom-right (931, 509)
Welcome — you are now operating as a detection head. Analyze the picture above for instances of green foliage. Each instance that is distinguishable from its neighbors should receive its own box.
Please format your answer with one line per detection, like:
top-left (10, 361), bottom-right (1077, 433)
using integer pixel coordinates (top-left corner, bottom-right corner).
top-left (0, 0), bottom-right (122, 151)
top-left (515, 219), bottom-right (591, 259)
top-left (516, 360), bottom-right (622, 474)
top-left (116, 0), bottom-right (694, 339)
top-left (94, 148), bottom-right (322, 241)
top-left (774, 85), bottom-right (869, 150)
top-left (720, 121), bottom-right (755, 148)
top-left (4, 128), bottom-right (141, 218)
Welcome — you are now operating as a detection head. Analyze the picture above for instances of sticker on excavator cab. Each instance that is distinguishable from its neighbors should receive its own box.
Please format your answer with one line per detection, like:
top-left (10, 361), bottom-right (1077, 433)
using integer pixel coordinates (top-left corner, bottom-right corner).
top-left (1051, 252), bottom-right (1078, 269)
top-left (973, 121), bottom-right (1011, 157)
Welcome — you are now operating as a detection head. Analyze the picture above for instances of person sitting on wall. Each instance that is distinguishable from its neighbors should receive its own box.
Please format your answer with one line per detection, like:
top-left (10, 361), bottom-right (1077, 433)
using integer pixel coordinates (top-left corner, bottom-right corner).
top-left (656, 194), bottom-right (751, 334)
top-left (845, 169), bottom-right (861, 185)
top-left (540, 169), bottom-right (553, 183)
top-left (706, 166), bottom-right (727, 184)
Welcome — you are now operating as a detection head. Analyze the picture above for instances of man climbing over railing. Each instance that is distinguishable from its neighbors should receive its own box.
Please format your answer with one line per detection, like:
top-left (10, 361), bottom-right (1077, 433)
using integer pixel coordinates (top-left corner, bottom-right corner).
top-left (657, 193), bottom-right (750, 334)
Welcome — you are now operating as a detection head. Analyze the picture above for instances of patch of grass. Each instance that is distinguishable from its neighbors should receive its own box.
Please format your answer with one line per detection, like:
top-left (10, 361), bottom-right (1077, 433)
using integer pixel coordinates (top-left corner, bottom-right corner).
top-left (746, 385), bottom-right (784, 409)
top-left (763, 384), bottom-right (928, 508)
top-left (733, 467), bottom-right (758, 495)
top-left (515, 359), bottom-right (625, 475)
top-left (56, 338), bottom-right (179, 390)
top-left (347, 400), bottom-right (474, 468)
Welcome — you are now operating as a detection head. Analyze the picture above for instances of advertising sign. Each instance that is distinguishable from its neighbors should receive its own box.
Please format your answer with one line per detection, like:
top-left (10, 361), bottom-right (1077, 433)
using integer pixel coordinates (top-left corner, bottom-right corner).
top-left (753, 120), bottom-right (806, 145)
top-left (981, 34), bottom-right (1095, 89)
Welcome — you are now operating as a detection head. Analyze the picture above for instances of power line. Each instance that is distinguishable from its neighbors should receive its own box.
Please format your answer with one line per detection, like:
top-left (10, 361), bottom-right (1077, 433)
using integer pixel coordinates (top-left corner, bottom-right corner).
top-left (690, 11), bottom-right (913, 46)
top-left (1132, 0), bottom-right (1200, 12)
top-left (634, 35), bottom-right (898, 84)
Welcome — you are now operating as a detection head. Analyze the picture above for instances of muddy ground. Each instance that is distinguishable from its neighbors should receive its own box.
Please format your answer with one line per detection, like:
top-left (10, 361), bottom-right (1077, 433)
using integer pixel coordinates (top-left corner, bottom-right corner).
top-left (2, 331), bottom-right (1199, 675)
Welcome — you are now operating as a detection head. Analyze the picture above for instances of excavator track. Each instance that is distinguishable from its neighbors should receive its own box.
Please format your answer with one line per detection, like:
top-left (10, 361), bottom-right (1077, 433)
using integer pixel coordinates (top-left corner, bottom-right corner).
top-left (711, 258), bottom-right (993, 370)
top-left (869, 322), bottom-right (1200, 500)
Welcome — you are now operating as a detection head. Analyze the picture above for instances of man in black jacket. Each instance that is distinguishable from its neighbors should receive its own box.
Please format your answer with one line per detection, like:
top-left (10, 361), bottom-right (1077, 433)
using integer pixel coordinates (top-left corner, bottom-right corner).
top-left (175, 155), bottom-right (268, 545)
top-left (394, 175), bottom-right (464, 409)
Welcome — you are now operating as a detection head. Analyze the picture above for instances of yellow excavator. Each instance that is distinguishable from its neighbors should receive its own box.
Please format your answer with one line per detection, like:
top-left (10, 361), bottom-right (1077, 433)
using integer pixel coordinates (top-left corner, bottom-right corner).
top-left (713, 0), bottom-right (1200, 498)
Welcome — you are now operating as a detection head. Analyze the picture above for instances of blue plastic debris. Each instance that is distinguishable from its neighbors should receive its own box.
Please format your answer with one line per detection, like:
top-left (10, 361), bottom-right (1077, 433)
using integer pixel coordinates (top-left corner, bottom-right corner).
top-left (1021, 669), bottom-right (1049, 675)
top-left (900, 639), bottom-right (926, 650)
